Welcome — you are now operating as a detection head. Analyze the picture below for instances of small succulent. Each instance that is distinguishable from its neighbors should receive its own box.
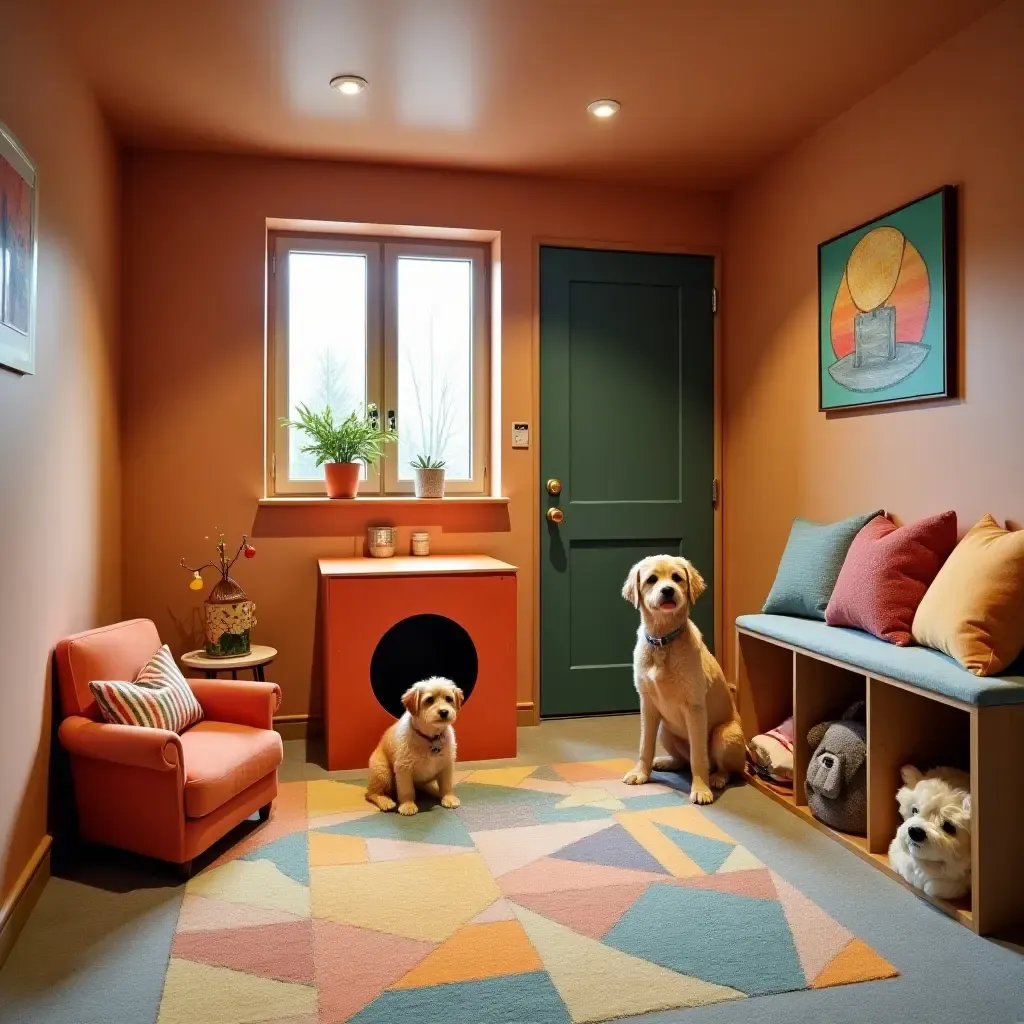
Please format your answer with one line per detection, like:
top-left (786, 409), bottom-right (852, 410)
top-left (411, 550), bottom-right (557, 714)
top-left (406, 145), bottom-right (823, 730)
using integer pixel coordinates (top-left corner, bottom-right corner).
top-left (411, 454), bottom-right (446, 470)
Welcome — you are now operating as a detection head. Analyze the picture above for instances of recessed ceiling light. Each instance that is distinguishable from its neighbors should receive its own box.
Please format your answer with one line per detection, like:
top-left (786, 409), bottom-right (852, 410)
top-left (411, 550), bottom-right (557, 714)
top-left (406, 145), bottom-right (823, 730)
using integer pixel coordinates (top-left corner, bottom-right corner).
top-left (330, 75), bottom-right (368, 96)
top-left (587, 99), bottom-right (620, 119)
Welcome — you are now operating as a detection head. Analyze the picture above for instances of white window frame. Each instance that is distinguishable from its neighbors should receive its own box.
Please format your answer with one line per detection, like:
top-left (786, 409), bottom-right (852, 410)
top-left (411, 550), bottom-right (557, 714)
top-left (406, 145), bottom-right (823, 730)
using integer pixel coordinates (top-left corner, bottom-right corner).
top-left (382, 241), bottom-right (489, 495)
top-left (271, 236), bottom-right (382, 495)
top-left (268, 233), bottom-right (488, 496)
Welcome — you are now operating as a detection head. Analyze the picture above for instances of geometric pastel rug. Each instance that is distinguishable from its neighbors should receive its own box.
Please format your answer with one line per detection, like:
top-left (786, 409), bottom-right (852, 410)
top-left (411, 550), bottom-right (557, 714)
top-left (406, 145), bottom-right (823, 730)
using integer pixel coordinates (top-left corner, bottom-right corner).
top-left (157, 760), bottom-right (898, 1024)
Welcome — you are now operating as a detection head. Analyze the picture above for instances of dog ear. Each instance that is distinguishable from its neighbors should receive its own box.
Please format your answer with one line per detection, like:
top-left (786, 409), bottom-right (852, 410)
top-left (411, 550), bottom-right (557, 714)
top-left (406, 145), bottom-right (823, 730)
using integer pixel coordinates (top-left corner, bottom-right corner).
top-left (453, 686), bottom-right (465, 710)
top-left (622, 561), bottom-right (645, 608)
top-left (900, 764), bottom-right (923, 788)
top-left (678, 559), bottom-right (706, 604)
top-left (962, 794), bottom-right (972, 819)
top-left (807, 721), bottom-right (831, 749)
top-left (400, 686), bottom-right (421, 717)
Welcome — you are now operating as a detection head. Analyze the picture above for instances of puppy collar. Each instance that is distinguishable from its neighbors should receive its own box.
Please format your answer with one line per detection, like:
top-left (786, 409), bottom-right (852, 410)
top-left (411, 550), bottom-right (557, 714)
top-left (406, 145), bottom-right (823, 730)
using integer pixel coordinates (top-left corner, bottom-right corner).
top-left (412, 725), bottom-right (446, 754)
top-left (645, 624), bottom-right (685, 648)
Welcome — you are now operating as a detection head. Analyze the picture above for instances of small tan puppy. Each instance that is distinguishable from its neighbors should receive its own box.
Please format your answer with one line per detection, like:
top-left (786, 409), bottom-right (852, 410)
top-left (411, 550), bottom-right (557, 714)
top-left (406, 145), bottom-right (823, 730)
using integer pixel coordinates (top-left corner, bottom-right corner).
top-left (366, 677), bottom-right (463, 815)
top-left (622, 555), bottom-right (745, 804)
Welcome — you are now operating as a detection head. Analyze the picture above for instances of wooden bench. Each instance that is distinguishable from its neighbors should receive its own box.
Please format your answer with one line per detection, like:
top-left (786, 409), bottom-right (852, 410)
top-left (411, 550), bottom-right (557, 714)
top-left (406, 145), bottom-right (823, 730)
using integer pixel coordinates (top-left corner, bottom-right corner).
top-left (736, 613), bottom-right (1024, 937)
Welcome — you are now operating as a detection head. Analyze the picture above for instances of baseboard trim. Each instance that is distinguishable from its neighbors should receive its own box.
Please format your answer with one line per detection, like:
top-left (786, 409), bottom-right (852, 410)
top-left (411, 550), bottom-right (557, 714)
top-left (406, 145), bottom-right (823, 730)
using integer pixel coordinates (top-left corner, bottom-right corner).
top-left (0, 835), bottom-right (51, 970)
top-left (517, 700), bottom-right (538, 727)
top-left (274, 714), bottom-right (323, 740)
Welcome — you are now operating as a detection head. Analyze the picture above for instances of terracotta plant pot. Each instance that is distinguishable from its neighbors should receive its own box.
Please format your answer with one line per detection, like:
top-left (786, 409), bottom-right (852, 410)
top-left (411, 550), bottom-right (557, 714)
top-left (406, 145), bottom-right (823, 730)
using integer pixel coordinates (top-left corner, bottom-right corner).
top-left (413, 466), bottom-right (446, 498)
top-left (324, 461), bottom-right (360, 499)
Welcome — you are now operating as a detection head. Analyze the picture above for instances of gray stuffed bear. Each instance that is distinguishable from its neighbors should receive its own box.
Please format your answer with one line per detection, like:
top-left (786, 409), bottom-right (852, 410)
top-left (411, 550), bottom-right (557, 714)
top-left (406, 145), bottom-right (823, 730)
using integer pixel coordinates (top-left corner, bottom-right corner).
top-left (805, 701), bottom-right (866, 836)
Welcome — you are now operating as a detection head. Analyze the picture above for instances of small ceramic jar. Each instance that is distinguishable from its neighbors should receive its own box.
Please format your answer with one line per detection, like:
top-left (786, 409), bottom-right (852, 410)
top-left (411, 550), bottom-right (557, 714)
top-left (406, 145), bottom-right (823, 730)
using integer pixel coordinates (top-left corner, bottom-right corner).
top-left (411, 532), bottom-right (430, 556)
top-left (367, 525), bottom-right (396, 558)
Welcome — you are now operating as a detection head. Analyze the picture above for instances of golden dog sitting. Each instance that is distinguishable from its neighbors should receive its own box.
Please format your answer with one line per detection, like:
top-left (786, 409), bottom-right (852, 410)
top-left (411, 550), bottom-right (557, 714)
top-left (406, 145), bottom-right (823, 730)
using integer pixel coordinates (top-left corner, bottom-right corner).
top-left (365, 677), bottom-right (463, 815)
top-left (622, 555), bottom-right (746, 804)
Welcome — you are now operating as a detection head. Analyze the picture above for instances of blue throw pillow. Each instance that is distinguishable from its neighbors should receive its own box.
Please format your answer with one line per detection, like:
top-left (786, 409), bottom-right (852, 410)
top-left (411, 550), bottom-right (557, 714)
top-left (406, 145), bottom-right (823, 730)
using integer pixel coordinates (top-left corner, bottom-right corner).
top-left (763, 511), bottom-right (883, 620)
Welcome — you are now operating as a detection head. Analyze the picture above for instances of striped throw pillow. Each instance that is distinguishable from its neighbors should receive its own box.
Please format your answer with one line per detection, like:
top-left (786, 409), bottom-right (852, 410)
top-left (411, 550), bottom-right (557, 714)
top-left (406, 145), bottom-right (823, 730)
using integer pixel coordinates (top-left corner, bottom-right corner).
top-left (89, 645), bottom-right (203, 734)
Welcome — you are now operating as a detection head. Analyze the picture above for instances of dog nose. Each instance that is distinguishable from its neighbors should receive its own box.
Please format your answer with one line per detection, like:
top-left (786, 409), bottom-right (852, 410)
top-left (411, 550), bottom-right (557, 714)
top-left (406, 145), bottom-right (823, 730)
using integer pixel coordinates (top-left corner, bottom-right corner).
top-left (660, 586), bottom-right (675, 599)
top-left (908, 825), bottom-right (926, 843)
top-left (438, 708), bottom-right (450, 720)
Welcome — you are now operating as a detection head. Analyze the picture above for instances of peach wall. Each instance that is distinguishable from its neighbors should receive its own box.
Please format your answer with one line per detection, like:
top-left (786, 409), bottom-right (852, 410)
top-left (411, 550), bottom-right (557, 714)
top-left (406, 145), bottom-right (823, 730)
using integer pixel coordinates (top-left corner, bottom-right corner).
top-left (120, 153), bottom-right (723, 722)
top-left (722, 0), bottom-right (1024, 678)
top-left (0, 1), bottom-right (120, 903)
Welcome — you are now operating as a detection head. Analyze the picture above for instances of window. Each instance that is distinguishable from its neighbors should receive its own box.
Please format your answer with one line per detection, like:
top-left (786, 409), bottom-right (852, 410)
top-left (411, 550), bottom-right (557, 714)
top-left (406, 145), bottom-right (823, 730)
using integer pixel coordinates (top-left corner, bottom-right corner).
top-left (269, 235), bottom-right (488, 495)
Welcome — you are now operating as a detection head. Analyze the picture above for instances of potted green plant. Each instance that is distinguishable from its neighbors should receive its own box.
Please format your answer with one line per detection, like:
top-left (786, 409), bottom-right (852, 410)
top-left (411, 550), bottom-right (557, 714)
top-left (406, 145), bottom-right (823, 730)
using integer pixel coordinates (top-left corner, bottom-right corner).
top-left (282, 403), bottom-right (397, 498)
top-left (411, 454), bottom-right (446, 498)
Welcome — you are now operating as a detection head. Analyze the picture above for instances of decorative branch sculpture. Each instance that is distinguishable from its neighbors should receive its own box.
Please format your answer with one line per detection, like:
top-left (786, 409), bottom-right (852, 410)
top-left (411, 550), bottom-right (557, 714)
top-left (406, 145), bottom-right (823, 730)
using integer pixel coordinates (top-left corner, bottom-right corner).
top-left (181, 532), bottom-right (255, 590)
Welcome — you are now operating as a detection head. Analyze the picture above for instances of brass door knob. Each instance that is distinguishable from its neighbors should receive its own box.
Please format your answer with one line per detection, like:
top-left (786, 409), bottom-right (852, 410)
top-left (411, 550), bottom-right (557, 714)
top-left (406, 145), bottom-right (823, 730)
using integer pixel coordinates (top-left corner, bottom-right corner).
top-left (546, 478), bottom-right (562, 495)
top-left (546, 507), bottom-right (565, 524)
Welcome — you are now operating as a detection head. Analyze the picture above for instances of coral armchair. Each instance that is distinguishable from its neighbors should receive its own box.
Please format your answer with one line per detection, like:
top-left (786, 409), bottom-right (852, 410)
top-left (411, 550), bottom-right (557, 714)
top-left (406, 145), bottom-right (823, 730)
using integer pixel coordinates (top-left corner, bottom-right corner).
top-left (55, 619), bottom-right (283, 874)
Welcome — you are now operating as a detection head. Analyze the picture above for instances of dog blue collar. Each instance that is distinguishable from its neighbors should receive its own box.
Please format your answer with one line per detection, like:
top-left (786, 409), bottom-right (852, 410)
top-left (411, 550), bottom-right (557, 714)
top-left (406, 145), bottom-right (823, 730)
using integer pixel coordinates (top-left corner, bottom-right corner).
top-left (644, 624), bottom-right (685, 648)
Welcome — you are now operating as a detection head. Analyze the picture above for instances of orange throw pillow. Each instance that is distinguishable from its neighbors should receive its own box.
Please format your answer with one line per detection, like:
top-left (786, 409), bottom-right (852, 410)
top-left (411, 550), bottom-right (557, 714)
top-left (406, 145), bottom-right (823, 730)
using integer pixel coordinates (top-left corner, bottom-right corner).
top-left (912, 515), bottom-right (1024, 676)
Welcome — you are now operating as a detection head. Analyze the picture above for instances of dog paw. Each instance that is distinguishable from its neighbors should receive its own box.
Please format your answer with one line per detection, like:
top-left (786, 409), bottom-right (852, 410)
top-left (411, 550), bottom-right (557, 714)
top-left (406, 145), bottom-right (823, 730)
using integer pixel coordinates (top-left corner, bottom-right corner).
top-left (622, 767), bottom-right (650, 786)
top-left (440, 793), bottom-right (461, 809)
top-left (397, 802), bottom-right (419, 816)
top-left (652, 756), bottom-right (680, 772)
top-left (374, 795), bottom-right (397, 812)
top-left (709, 771), bottom-right (730, 790)
top-left (690, 782), bottom-right (715, 805)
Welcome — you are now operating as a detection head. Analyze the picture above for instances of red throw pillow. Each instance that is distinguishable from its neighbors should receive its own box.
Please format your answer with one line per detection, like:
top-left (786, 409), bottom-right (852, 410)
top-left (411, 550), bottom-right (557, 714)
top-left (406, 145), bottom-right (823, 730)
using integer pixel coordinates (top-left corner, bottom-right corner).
top-left (825, 512), bottom-right (958, 646)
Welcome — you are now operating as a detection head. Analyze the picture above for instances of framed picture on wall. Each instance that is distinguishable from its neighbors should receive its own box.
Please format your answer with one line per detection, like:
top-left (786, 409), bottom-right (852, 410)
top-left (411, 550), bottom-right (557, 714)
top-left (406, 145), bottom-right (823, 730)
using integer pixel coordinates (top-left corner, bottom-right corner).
top-left (0, 121), bottom-right (38, 376)
top-left (818, 185), bottom-right (957, 412)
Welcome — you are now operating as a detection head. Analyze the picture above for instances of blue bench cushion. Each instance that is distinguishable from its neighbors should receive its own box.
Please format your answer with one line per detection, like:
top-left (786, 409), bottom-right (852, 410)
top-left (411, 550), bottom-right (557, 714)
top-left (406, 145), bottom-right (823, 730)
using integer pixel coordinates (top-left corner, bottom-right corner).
top-left (737, 613), bottom-right (1024, 707)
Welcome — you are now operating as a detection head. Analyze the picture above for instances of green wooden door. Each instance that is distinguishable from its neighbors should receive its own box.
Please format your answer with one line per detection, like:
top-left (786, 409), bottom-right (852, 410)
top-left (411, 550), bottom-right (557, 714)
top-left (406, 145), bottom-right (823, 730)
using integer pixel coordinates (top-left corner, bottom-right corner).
top-left (540, 246), bottom-right (715, 717)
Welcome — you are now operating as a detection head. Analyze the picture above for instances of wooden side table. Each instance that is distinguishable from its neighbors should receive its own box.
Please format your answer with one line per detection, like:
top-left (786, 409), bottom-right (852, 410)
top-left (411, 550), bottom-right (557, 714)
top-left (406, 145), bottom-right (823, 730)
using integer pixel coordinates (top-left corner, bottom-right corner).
top-left (180, 645), bottom-right (278, 681)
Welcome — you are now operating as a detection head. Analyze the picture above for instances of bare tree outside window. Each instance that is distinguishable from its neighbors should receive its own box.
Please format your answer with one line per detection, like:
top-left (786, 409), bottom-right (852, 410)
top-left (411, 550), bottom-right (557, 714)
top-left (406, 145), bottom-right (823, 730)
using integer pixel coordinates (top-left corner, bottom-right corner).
top-left (290, 348), bottom-right (361, 478)
top-left (396, 256), bottom-right (473, 479)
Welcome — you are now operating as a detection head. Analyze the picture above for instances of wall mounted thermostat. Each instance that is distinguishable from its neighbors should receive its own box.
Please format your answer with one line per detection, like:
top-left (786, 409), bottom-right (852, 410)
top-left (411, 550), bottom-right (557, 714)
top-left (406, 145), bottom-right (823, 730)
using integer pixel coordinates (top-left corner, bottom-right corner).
top-left (511, 423), bottom-right (530, 449)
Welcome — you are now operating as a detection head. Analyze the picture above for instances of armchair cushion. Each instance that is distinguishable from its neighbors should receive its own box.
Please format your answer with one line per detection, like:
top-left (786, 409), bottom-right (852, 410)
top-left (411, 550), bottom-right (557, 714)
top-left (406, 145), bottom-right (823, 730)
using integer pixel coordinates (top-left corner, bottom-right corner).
top-left (186, 678), bottom-right (281, 730)
top-left (180, 721), bottom-right (283, 818)
top-left (90, 645), bottom-right (203, 734)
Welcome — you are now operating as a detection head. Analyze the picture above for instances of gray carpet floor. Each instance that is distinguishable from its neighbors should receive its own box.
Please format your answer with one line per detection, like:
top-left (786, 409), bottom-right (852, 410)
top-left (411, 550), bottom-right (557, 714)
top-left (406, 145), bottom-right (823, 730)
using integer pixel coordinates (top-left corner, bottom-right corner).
top-left (1, 716), bottom-right (1022, 1023)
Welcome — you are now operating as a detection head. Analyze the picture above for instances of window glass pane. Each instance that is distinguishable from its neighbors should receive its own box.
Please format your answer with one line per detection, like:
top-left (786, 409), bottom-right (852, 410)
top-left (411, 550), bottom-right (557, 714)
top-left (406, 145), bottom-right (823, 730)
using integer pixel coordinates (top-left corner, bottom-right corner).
top-left (286, 251), bottom-right (368, 481)
top-left (396, 256), bottom-right (473, 480)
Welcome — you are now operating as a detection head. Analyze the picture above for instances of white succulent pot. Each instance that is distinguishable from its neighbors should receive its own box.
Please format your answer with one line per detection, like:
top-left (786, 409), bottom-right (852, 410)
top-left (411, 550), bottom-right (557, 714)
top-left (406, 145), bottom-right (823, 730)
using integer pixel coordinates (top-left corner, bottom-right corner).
top-left (413, 466), bottom-right (446, 498)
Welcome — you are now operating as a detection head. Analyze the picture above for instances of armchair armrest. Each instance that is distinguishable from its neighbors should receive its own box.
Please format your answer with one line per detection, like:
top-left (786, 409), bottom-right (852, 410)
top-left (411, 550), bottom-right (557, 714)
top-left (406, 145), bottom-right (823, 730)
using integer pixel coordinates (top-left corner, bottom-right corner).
top-left (186, 678), bottom-right (281, 730)
top-left (58, 715), bottom-right (182, 771)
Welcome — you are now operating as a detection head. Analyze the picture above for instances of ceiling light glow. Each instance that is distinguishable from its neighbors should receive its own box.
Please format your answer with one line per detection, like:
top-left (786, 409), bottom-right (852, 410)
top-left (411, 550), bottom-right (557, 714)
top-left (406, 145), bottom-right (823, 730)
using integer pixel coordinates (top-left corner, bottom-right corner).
top-left (330, 75), bottom-right (368, 96)
top-left (587, 99), bottom-right (620, 119)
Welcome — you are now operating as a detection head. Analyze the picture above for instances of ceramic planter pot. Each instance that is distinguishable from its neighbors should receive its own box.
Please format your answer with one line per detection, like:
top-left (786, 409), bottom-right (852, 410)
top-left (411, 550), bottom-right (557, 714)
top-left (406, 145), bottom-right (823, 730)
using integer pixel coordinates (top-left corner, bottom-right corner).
top-left (324, 461), bottom-right (360, 498)
top-left (204, 576), bottom-right (256, 656)
top-left (413, 466), bottom-right (445, 498)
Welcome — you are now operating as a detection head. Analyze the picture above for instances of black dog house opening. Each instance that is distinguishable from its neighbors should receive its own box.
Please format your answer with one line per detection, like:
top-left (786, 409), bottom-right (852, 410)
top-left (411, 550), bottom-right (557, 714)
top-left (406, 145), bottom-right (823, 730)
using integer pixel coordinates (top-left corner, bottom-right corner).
top-left (369, 613), bottom-right (478, 719)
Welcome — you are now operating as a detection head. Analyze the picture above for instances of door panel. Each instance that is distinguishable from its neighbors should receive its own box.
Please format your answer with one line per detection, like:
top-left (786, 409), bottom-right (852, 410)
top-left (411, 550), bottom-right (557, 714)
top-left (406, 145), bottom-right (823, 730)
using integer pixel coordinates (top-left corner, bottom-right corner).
top-left (540, 247), bottom-right (714, 717)
top-left (568, 282), bottom-right (682, 502)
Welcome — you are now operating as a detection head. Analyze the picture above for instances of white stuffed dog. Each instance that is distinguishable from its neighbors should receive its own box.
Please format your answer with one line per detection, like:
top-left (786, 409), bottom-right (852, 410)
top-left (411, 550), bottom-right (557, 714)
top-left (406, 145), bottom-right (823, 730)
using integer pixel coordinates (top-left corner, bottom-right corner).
top-left (888, 765), bottom-right (971, 900)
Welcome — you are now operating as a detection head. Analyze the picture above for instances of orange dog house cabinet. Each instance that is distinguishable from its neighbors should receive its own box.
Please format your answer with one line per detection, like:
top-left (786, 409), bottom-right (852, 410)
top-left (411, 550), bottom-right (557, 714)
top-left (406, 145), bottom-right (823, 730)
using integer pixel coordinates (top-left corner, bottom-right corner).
top-left (319, 555), bottom-right (518, 770)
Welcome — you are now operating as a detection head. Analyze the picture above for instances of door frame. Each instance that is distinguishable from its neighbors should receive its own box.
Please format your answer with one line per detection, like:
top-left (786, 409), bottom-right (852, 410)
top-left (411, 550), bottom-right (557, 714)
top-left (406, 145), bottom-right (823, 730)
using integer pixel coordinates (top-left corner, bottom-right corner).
top-left (529, 238), bottom-right (723, 725)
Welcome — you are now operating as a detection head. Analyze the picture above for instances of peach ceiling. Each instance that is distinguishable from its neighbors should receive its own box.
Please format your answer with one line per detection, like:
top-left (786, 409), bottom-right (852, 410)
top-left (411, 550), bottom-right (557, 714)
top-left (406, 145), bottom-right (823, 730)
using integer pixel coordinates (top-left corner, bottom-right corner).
top-left (54, 0), bottom-right (999, 187)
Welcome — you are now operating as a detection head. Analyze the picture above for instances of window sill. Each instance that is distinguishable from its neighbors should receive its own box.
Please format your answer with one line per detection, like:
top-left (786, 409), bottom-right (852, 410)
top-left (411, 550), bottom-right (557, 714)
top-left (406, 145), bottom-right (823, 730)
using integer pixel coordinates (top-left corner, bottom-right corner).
top-left (258, 496), bottom-right (509, 507)
top-left (252, 495), bottom-right (511, 537)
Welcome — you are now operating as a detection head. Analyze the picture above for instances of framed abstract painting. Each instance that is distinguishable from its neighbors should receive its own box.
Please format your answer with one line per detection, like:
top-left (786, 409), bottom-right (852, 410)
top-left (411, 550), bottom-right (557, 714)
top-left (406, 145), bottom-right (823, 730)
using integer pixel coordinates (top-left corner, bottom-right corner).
top-left (818, 186), bottom-right (957, 412)
top-left (0, 121), bottom-right (38, 375)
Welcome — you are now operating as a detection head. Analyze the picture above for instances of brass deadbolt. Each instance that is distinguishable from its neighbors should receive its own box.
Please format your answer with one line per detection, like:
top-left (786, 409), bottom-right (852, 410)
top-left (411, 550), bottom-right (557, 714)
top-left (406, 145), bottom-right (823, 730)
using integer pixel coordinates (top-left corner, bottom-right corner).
top-left (546, 478), bottom-right (562, 495)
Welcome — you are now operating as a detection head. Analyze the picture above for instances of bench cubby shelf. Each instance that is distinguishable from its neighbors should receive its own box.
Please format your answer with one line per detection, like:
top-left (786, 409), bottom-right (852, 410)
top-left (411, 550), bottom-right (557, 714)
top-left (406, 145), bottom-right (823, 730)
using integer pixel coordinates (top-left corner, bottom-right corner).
top-left (736, 620), bottom-right (1024, 937)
